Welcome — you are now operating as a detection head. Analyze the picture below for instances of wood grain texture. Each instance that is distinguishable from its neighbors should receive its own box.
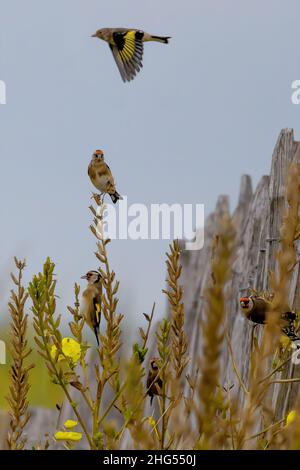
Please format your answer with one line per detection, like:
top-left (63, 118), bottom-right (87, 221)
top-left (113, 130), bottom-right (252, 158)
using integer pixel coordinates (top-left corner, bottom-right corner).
top-left (181, 128), bottom-right (300, 419)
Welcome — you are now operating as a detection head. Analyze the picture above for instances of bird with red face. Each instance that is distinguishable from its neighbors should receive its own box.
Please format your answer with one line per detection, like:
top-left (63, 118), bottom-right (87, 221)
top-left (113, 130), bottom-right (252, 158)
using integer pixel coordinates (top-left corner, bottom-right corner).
top-left (239, 295), bottom-right (299, 342)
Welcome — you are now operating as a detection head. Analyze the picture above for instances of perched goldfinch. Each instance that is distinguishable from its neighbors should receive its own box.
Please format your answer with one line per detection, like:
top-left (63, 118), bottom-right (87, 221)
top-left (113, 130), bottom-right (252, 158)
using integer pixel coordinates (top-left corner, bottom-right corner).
top-left (91, 28), bottom-right (171, 82)
top-left (88, 150), bottom-right (123, 204)
top-left (80, 270), bottom-right (102, 345)
top-left (240, 295), bottom-right (300, 342)
top-left (146, 358), bottom-right (163, 405)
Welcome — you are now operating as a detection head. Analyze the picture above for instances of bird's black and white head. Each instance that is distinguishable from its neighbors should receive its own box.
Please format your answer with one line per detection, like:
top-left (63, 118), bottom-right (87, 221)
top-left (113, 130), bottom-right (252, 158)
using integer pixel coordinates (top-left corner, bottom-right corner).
top-left (81, 270), bottom-right (101, 285)
top-left (92, 149), bottom-right (104, 162)
top-left (239, 296), bottom-right (254, 314)
top-left (150, 358), bottom-right (160, 371)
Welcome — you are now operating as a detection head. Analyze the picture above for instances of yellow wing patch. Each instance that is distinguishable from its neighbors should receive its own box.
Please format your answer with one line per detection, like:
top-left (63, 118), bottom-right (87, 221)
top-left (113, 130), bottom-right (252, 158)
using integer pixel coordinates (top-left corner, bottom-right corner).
top-left (119, 31), bottom-right (137, 62)
top-left (109, 30), bottom-right (144, 82)
top-left (95, 303), bottom-right (101, 324)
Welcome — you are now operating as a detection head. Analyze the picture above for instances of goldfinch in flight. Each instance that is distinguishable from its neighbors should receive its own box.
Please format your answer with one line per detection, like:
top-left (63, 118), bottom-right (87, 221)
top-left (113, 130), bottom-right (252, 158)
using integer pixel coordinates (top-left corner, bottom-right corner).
top-left (88, 150), bottom-right (123, 204)
top-left (146, 358), bottom-right (163, 405)
top-left (240, 295), bottom-right (300, 342)
top-left (91, 28), bottom-right (171, 82)
top-left (80, 270), bottom-right (102, 345)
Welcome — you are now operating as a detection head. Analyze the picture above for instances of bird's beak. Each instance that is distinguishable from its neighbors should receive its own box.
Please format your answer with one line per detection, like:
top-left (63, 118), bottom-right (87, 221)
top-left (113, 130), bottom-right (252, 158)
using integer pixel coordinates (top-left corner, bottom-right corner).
top-left (81, 275), bottom-right (87, 280)
top-left (91, 33), bottom-right (97, 38)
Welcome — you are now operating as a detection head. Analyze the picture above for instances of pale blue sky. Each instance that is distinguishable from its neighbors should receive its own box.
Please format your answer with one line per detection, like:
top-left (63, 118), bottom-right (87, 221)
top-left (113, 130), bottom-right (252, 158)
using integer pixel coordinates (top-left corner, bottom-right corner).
top-left (1, 0), bottom-right (300, 334)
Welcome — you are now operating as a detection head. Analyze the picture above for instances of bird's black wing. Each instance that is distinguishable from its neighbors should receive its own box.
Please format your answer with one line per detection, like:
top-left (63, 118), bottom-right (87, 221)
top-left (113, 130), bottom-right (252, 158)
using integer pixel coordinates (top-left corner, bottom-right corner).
top-left (93, 291), bottom-right (102, 328)
top-left (146, 372), bottom-right (153, 392)
top-left (92, 291), bottom-right (102, 346)
top-left (109, 30), bottom-right (144, 82)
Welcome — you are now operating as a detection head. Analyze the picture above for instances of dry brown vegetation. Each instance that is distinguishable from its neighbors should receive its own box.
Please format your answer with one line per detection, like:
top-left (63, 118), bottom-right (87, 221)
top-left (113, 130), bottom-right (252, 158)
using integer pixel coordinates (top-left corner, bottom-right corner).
top-left (2, 161), bottom-right (300, 450)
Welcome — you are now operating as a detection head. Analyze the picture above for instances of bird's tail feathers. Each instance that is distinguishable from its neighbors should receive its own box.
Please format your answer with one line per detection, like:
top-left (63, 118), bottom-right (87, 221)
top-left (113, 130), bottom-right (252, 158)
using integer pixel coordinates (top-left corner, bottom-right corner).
top-left (94, 326), bottom-right (100, 346)
top-left (150, 35), bottom-right (171, 44)
top-left (110, 191), bottom-right (123, 204)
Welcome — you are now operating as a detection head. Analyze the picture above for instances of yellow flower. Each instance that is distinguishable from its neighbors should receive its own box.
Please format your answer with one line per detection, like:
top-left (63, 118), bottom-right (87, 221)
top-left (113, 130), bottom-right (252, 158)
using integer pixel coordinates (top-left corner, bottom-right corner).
top-left (54, 431), bottom-right (82, 442)
top-left (50, 338), bottom-right (81, 365)
top-left (64, 420), bottom-right (78, 429)
top-left (62, 338), bottom-right (81, 363)
top-left (50, 344), bottom-right (64, 363)
top-left (286, 410), bottom-right (297, 427)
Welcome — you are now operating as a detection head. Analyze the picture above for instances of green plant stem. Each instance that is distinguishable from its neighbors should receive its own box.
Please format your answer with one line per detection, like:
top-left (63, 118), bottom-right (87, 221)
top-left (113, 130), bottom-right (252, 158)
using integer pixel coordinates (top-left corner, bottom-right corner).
top-left (245, 418), bottom-right (285, 441)
top-left (36, 311), bottom-right (94, 449)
